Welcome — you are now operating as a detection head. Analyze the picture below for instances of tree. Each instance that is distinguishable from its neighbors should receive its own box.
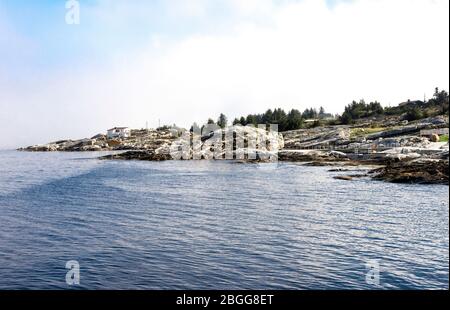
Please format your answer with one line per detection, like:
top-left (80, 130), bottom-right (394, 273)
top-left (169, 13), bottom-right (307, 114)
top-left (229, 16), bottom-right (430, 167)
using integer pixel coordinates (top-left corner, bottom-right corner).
top-left (319, 106), bottom-right (325, 117)
top-left (340, 111), bottom-right (353, 125)
top-left (286, 109), bottom-right (303, 131)
top-left (432, 87), bottom-right (449, 114)
top-left (207, 118), bottom-right (215, 125)
top-left (368, 101), bottom-right (384, 115)
top-left (217, 113), bottom-right (228, 128)
top-left (272, 108), bottom-right (288, 131)
top-left (303, 108), bottom-right (318, 119)
top-left (157, 125), bottom-right (171, 131)
top-left (263, 109), bottom-right (273, 124)
top-left (340, 99), bottom-right (384, 121)
top-left (404, 108), bottom-right (423, 122)
top-left (232, 107), bottom-right (308, 131)
top-left (246, 115), bottom-right (257, 125)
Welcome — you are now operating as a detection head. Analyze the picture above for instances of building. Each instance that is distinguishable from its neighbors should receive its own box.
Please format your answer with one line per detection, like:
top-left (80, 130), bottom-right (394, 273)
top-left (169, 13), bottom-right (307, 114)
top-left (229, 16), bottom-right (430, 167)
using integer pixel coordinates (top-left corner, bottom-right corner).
top-left (107, 127), bottom-right (131, 139)
top-left (398, 100), bottom-right (424, 107)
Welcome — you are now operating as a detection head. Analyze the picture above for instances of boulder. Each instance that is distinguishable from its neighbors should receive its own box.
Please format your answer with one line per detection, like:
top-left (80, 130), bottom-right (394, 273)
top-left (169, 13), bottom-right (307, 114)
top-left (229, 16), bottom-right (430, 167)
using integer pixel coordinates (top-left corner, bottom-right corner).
top-left (430, 134), bottom-right (440, 142)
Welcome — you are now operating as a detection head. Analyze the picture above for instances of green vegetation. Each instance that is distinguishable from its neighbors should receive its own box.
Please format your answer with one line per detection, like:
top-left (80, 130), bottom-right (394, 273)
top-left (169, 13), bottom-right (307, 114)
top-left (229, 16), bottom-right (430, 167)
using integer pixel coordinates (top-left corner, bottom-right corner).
top-left (430, 88), bottom-right (450, 115)
top-left (350, 127), bottom-right (387, 138)
top-left (230, 106), bottom-right (333, 132)
top-left (204, 87), bottom-right (449, 132)
top-left (340, 100), bottom-right (384, 124)
top-left (341, 87), bottom-right (449, 124)
top-left (440, 135), bottom-right (449, 143)
top-left (156, 125), bottom-right (172, 131)
top-left (404, 107), bottom-right (427, 122)
top-left (217, 113), bottom-right (228, 129)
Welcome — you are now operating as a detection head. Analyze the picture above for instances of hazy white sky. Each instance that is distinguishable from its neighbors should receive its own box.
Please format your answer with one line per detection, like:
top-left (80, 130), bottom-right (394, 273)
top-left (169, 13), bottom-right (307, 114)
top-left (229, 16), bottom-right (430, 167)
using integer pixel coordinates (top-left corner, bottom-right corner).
top-left (0, 0), bottom-right (449, 148)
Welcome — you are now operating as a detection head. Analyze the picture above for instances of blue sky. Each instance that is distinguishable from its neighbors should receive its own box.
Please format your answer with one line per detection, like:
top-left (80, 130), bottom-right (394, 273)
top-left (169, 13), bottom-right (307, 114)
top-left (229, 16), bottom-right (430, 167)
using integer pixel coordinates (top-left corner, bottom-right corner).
top-left (3, 0), bottom-right (345, 70)
top-left (0, 0), bottom-right (449, 148)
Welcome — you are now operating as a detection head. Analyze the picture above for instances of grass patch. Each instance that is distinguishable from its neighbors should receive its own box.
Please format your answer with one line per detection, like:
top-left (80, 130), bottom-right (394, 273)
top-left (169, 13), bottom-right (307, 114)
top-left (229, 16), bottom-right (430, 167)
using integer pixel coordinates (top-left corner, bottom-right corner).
top-left (350, 127), bottom-right (386, 138)
top-left (439, 135), bottom-right (449, 142)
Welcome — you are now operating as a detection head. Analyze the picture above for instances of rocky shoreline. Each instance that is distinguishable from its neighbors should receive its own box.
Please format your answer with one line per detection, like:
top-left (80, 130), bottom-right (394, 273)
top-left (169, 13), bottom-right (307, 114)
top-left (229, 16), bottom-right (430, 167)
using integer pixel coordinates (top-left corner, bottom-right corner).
top-left (371, 159), bottom-right (449, 184)
top-left (19, 116), bottom-right (449, 185)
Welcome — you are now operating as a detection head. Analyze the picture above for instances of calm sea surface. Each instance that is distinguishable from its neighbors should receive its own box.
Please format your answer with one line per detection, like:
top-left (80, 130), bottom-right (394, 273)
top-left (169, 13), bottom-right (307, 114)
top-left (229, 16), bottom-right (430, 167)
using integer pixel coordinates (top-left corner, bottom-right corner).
top-left (0, 150), bottom-right (448, 289)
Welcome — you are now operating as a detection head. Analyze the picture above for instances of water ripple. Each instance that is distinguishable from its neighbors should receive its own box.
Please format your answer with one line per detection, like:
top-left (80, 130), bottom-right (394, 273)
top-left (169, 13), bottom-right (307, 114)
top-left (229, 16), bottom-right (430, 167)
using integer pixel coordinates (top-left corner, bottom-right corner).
top-left (0, 151), bottom-right (448, 289)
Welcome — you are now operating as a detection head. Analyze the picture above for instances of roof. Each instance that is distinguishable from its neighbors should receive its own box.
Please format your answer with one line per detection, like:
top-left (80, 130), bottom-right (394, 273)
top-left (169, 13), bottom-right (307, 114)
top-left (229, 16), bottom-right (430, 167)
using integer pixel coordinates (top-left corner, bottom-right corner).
top-left (398, 100), bottom-right (424, 107)
top-left (107, 127), bottom-right (130, 131)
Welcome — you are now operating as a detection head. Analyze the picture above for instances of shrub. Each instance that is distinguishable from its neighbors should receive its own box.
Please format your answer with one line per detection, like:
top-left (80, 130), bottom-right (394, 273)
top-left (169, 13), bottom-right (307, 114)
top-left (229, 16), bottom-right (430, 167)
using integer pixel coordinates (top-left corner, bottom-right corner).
top-left (404, 108), bottom-right (423, 122)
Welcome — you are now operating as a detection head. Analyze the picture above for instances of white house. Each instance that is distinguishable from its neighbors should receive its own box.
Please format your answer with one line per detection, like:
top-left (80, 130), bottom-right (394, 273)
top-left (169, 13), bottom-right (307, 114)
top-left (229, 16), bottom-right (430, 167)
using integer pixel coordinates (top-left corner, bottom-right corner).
top-left (107, 127), bottom-right (131, 139)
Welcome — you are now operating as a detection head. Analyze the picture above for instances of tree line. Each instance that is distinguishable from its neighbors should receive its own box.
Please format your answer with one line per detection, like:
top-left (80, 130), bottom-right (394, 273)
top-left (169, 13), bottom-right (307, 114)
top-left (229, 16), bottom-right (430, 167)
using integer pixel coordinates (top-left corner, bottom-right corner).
top-left (198, 107), bottom-right (334, 132)
top-left (340, 87), bottom-right (449, 124)
top-left (187, 87), bottom-right (449, 132)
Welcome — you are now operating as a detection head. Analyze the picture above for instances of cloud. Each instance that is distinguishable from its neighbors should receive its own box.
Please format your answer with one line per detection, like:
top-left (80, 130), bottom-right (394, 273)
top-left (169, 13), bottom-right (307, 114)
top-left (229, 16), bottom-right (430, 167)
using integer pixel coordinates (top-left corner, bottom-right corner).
top-left (164, 0), bottom-right (209, 18)
top-left (0, 0), bottom-right (449, 148)
top-left (228, 0), bottom-right (276, 16)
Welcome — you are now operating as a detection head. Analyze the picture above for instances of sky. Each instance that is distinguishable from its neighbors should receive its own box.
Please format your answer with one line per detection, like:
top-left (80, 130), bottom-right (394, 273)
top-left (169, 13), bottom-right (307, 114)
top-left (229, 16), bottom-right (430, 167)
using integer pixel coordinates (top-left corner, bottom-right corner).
top-left (0, 0), bottom-right (449, 148)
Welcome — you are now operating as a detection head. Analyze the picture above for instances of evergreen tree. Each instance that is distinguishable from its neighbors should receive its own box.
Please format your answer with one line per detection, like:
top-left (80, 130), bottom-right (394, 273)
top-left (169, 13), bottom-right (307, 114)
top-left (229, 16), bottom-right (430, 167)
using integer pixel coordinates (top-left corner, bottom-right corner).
top-left (286, 109), bottom-right (303, 131)
top-left (217, 113), bottom-right (228, 129)
top-left (246, 115), bottom-right (257, 125)
top-left (263, 109), bottom-right (273, 124)
top-left (319, 106), bottom-right (325, 117)
top-left (239, 117), bottom-right (247, 126)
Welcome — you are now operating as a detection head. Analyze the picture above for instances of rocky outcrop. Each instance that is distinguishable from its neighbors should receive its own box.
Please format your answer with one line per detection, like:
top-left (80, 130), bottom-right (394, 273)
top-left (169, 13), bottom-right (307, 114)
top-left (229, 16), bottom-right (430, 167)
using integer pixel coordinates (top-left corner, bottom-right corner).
top-left (99, 126), bottom-right (285, 162)
top-left (379, 142), bottom-right (449, 161)
top-left (19, 129), bottom-right (178, 152)
top-left (19, 125), bottom-right (284, 159)
top-left (278, 150), bottom-right (349, 162)
top-left (281, 115), bottom-right (449, 156)
top-left (371, 159), bottom-right (449, 184)
top-left (283, 127), bottom-right (351, 150)
top-left (100, 150), bottom-right (172, 161)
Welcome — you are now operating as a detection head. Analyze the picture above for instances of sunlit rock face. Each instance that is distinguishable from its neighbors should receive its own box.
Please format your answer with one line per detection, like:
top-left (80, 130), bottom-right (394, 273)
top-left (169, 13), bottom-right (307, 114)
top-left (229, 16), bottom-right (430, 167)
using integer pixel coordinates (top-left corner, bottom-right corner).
top-left (168, 125), bottom-right (284, 161)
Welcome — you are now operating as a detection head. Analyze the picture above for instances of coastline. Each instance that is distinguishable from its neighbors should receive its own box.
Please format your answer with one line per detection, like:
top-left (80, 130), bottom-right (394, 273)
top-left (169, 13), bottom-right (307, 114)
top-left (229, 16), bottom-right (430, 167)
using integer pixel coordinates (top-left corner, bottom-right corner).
top-left (17, 115), bottom-right (449, 185)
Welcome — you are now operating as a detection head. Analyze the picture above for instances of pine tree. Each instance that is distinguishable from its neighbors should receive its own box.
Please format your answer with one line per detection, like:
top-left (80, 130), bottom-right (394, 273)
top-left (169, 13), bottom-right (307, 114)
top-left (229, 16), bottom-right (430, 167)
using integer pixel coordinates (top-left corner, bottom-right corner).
top-left (217, 113), bottom-right (228, 128)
